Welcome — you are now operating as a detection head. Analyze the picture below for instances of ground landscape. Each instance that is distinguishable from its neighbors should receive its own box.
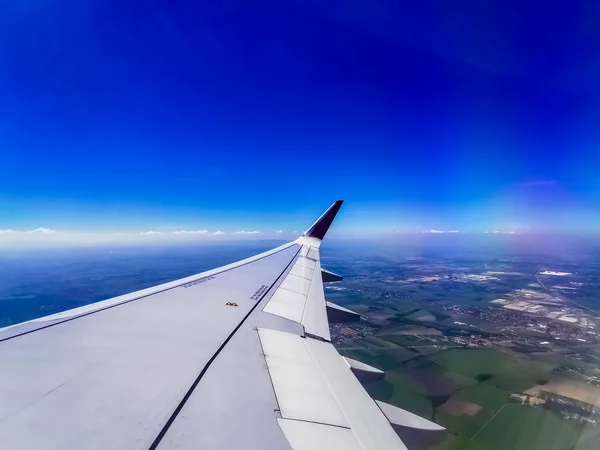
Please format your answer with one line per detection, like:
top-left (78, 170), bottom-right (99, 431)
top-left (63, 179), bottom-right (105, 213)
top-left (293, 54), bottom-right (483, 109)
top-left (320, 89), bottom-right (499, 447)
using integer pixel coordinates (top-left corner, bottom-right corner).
top-left (1, 237), bottom-right (600, 449)
top-left (324, 237), bottom-right (600, 450)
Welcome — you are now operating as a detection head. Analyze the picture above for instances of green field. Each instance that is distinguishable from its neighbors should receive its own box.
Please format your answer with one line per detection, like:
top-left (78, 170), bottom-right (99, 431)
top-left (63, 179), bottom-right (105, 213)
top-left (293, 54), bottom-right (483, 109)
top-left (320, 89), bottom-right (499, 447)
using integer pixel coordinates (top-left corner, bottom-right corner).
top-left (339, 338), bottom-right (418, 371)
top-left (433, 433), bottom-right (491, 450)
top-left (473, 404), bottom-right (599, 450)
top-left (366, 376), bottom-right (434, 419)
top-left (431, 348), bottom-right (553, 392)
top-left (361, 336), bottom-right (401, 348)
top-left (432, 349), bottom-right (516, 376)
top-left (445, 370), bottom-right (479, 388)
top-left (340, 348), bottom-right (415, 371)
top-left (377, 333), bottom-right (426, 347)
top-left (457, 382), bottom-right (511, 410)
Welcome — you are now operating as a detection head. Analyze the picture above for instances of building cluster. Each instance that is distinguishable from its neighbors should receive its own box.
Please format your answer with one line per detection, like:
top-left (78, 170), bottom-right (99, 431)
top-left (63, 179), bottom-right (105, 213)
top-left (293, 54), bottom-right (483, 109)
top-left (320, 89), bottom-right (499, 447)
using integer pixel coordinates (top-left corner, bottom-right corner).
top-left (329, 321), bottom-right (377, 345)
top-left (442, 303), bottom-right (598, 345)
top-left (480, 282), bottom-right (597, 333)
top-left (536, 391), bottom-right (600, 423)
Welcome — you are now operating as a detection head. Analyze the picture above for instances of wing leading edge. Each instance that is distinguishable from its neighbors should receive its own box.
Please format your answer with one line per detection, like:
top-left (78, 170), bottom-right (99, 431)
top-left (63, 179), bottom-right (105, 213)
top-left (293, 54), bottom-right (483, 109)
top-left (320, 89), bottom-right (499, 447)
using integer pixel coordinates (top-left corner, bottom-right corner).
top-left (0, 201), bottom-right (444, 450)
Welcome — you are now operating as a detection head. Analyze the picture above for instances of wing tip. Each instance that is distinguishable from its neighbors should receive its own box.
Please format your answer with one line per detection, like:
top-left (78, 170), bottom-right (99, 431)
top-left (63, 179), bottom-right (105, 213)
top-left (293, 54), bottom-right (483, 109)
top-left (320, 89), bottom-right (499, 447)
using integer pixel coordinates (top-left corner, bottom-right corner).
top-left (304, 200), bottom-right (344, 240)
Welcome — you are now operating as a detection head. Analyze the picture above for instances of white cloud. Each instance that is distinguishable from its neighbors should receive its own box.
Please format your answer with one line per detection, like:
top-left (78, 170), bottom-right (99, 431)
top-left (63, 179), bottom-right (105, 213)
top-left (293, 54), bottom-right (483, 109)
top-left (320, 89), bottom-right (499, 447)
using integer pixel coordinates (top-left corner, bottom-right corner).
top-left (173, 229), bottom-right (208, 234)
top-left (0, 229), bottom-right (16, 234)
top-left (213, 230), bottom-right (226, 235)
top-left (523, 180), bottom-right (556, 186)
top-left (421, 229), bottom-right (460, 234)
top-left (26, 227), bottom-right (55, 234)
top-left (235, 230), bottom-right (262, 235)
top-left (293, 230), bottom-right (299, 234)
top-left (485, 230), bottom-right (517, 235)
top-left (275, 230), bottom-right (283, 233)
top-left (140, 230), bottom-right (164, 235)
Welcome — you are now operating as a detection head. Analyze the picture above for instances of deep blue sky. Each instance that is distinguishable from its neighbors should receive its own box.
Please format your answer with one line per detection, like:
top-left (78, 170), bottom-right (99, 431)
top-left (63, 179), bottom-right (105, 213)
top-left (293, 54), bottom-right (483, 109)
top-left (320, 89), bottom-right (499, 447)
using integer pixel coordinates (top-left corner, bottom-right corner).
top-left (1, 1), bottom-right (599, 237)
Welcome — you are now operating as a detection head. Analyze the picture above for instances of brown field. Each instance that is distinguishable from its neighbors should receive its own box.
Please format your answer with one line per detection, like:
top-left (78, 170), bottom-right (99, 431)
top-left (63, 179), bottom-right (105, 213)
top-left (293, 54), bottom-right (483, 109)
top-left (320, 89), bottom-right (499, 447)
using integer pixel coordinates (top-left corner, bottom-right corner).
top-left (440, 397), bottom-right (482, 416)
top-left (416, 314), bottom-right (437, 322)
top-left (366, 313), bottom-right (395, 325)
top-left (525, 378), bottom-right (600, 406)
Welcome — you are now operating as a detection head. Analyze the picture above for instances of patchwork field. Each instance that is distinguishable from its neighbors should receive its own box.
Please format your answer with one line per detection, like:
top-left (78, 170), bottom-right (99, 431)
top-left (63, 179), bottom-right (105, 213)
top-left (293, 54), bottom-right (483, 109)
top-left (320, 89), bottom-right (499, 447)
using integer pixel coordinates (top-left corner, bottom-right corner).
top-left (344, 342), bottom-right (600, 450)
top-left (335, 303), bottom-right (600, 450)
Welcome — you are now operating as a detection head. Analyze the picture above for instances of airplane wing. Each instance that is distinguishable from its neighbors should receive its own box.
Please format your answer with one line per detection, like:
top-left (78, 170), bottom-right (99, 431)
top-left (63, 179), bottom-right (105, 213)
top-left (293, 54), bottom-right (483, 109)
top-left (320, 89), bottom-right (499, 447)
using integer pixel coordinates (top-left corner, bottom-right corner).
top-left (0, 201), bottom-right (444, 450)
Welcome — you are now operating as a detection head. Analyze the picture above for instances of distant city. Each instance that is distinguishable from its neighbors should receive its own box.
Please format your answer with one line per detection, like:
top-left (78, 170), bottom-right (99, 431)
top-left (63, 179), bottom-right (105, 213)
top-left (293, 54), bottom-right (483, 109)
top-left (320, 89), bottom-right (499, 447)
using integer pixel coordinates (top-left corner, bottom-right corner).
top-left (320, 240), bottom-right (600, 450)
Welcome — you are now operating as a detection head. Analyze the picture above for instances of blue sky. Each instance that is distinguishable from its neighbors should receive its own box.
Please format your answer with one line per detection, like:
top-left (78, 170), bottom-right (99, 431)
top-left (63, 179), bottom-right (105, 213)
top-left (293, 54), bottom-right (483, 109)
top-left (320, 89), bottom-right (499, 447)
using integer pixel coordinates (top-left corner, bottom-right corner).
top-left (1, 1), bottom-right (599, 242)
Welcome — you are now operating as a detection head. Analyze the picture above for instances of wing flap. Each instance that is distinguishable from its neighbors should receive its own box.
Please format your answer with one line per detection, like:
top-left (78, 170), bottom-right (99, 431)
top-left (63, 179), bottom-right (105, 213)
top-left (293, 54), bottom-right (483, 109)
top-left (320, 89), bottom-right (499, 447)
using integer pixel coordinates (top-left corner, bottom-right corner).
top-left (262, 252), bottom-right (331, 341)
top-left (290, 260), bottom-right (315, 279)
top-left (301, 259), bottom-right (331, 340)
top-left (280, 274), bottom-right (312, 296)
top-left (277, 419), bottom-right (362, 450)
top-left (262, 288), bottom-right (307, 323)
top-left (258, 328), bottom-right (348, 427)
top-left (259, 328), bottom-right (405, 450)
top-left (304, 334), bottom-right (408, 450)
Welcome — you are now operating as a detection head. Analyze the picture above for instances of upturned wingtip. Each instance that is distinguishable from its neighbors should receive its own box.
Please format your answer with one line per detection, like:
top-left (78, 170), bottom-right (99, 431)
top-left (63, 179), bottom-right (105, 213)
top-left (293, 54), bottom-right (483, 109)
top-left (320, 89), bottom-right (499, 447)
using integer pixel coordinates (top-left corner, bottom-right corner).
top-left (303, 201), bottom-right (344, 240)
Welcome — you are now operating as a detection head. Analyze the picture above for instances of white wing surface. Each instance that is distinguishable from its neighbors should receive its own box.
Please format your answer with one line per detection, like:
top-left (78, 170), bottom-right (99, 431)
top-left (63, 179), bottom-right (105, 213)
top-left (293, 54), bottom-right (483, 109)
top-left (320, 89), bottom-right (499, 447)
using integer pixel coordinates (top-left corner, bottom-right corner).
top-left (0, 201), bottom-right (444, 449)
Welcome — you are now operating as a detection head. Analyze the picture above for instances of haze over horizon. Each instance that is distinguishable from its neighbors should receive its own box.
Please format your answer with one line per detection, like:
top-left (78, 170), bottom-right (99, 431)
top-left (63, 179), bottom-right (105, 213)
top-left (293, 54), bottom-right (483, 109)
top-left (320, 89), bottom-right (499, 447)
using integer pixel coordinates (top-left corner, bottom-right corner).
top-left (2, 1), bottom-right (599, 242)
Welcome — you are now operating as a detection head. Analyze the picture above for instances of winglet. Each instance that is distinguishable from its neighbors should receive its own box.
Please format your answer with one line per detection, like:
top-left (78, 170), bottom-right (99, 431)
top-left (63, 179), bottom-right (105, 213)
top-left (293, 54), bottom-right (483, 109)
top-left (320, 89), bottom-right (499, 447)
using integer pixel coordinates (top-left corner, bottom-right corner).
top-left (303, 200), bottom-right (343, 240)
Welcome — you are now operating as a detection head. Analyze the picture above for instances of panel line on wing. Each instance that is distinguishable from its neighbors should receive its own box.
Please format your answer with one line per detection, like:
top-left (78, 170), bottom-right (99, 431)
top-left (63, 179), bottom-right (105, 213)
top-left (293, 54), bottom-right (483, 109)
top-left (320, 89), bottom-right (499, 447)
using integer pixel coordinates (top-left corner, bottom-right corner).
top-left (289, 264), bottom-right (314, 280)
top-left (147, 246), bottom-right (301, 450)
top-left (277, 416), bottom-right (351, 430)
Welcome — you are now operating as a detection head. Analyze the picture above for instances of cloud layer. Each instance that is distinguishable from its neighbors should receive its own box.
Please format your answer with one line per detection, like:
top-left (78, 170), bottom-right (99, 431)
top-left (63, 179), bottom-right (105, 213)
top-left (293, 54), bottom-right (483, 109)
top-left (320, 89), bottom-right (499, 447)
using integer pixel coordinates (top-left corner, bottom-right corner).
top-left (421, 229), bottom-right (460, 234)
top-left (173, 229), bottom-right (208, 234)
top-left (0, 227), bottom-right (271, 247)
top-left (484, 230), bottom-right (516, 234)
top-left (0, 226), bottom-right (526, 247)
top-left (1, 228), bottom-right (56, 234)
